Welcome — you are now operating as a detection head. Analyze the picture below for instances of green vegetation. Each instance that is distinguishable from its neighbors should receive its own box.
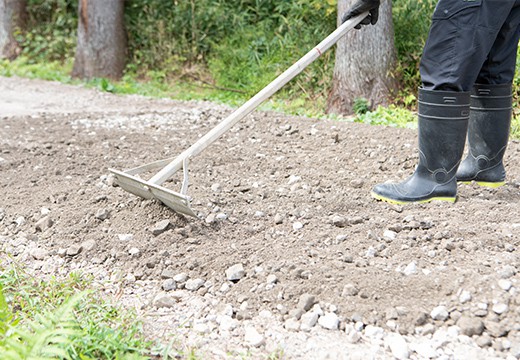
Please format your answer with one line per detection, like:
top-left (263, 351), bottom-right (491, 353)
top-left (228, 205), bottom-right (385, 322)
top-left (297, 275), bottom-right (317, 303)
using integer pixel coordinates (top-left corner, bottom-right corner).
top-left (0, 261), bottom-right (182, 359)
top-left (2, 0), bottom-right (520, 133)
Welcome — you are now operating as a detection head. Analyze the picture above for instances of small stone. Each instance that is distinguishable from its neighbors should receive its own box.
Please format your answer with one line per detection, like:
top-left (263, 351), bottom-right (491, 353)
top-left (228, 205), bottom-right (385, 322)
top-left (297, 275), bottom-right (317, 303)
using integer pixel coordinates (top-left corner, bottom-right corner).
top-left (292, 222), bottom-right (303, 231)
top-left (185, 278), bottom-right (205, 291)
top-left (284, 318), bottom-right (300, 331)
top-left (383, 230), bottom-right (397, 240)
top-left (173, 273), bottom-right (188, 283)
top-left (349, 216), bottom-right (364, 225)
top-left (288, 308), bottom-right (304, 320)
top-left (492, 303), bottom-right (508, 315)
top-left (95, 208), bottom-right (109, 220)
top-left (128, 247), bottom-right (140, 257)
top-left (244, 326), bottom-right (264, 347)
top-left (297, 293), bottom-right (316, 311)
top-left (410, 342), bottom-right (437, 359)
top-left (161, 269), bottom-right (176, 279)
top-left (350, 179), bottom-right (364, 188)
top-left (81, 239), bottom-right (96, 251)
top-left (216, 213), bottom-right (228, 220)
top-left (151, 219), bottom-right (170, 235)
top-left (288, 175), bottom-right (301, 185)
top-left (218, 315), bottom-right (237, 331)
top-left (498, 279), bottom-right (512, 291)
top-left (403, 261), bottom-right (417, 276)
top-left (365, 246), bottom-right (377, 257)
top-left (117, 234), bottom-right (133, 241)
top-left (226, 263), bottom-right (245, 282)
top-left (300, 311), bottom-right (319, 331)
top-left (266, 274), bottom-right (278, 284)
top-left (211, 183), bottom-right (221, 192)
top-left (385, 308), bottom-right (399, 321)
top-left (274, 213), bottom-right (284, 224)
top-left (29, 248), bottom-right (48, 260)
top-left (332, 215), bottom-right (348, 228)
top-left (498, 265), bottom-right (516, 279)
top-left (457, 316), bottom-right (484, 337)
top-left (385, 333), bottom-right (410, 360)
top-left (153, 293), bottom-right (178, 308)
top-left (162, 279), bottom-right (177, 291)
top-left (364, 325), bottom-right (385, 339)
top-left (346, 330), bottom-right (361, 344)
top-left (476, 334), bottom-right (492, 347)
top-left (66, 244), bottom-right (82, 257)
top-left (459, 290), bottom-right (472, 304)
top-left (318, 312), bottom-right (339, 330)
top-left (431, 306), bottom-right (449, 321)
top-left (35, 216), bottom-right (54, 232)
top-left (484, 321), bottom-right (508, 338)
top-left (205, 213), bottom-right (216, 224)
top-left (341, 284), bottom-right (359, 297)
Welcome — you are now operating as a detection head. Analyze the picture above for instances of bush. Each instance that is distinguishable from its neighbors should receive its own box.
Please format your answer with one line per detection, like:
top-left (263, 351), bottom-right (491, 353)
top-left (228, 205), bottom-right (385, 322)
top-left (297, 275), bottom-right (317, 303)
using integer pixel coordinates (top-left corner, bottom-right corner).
top-left (19, 0), bottom-right (77, 62)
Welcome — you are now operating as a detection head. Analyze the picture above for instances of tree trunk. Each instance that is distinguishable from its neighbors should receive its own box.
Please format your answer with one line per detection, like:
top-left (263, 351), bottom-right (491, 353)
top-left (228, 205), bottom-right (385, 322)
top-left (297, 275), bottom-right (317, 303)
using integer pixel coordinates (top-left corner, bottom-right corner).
top-left (72, 0), bottom-right (127, 80)
top-left (327, 0), bottom-right (397, 115)
top-left (0, 0), bottom-right (27, 60)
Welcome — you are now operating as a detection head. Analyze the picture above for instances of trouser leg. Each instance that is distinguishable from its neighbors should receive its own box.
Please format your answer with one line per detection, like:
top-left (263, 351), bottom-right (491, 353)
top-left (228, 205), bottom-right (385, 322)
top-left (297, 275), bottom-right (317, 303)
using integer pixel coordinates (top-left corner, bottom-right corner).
top-left (455, 4), bottom-right (520, 186)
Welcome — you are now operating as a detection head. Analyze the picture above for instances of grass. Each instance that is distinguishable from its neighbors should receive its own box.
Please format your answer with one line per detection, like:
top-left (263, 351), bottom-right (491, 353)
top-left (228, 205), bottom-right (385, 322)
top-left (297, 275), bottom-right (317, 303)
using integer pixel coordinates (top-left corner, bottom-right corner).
top-left (1, 56), bottom-right (519, 140)
top-left (0, 257), bottom-right (190, 359)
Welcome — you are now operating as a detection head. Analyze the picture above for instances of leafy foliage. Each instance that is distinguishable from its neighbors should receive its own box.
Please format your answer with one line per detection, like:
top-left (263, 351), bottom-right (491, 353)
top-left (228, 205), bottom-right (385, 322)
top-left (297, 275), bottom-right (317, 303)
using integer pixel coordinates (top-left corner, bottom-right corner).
top-left (0, 265), bottom-right (156, 360)
top-left (3, 0), bottom-right (520, 138)
top-left (19, 0), bottom-right (77, 62)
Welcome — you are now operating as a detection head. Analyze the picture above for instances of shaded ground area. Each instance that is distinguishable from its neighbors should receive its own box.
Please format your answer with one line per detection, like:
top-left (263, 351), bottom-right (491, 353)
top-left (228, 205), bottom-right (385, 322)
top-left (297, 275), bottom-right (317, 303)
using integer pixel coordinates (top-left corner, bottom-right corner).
top-left (1, 76), bottom-right (519, 359)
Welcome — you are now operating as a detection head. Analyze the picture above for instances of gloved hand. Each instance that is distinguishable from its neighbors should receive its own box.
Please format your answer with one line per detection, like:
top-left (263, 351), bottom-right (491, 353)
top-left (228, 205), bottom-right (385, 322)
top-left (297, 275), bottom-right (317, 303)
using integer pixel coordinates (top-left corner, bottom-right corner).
top-left (341, 0), bottom-right (380, 29)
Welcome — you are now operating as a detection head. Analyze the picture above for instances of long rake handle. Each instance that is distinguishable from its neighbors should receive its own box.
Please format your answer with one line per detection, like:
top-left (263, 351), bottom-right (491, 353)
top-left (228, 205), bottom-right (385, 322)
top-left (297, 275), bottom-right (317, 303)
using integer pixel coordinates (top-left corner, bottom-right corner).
top-left (149, 13), bottom-right (367, 185)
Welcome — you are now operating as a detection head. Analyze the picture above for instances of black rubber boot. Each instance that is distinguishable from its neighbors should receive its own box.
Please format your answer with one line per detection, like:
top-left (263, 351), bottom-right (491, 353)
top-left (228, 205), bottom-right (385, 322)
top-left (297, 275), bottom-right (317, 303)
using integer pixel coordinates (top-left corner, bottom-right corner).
top-left (371, 89), bottom-right (470, 204)
top-left (456, 83), bottom-right (512, 188)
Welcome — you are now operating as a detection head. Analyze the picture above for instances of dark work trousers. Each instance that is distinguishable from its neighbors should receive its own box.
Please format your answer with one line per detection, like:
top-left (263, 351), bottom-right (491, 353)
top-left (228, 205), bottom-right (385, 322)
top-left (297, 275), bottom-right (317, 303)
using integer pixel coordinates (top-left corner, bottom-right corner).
top-left (420, 0), bottom-right (520, 91)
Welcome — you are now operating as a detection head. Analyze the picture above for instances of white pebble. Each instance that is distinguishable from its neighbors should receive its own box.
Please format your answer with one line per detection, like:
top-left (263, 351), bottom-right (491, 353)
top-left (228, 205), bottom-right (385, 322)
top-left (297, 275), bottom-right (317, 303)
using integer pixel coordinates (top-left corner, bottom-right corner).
top-left (431, 306), bottom-right (449, 321)
top-left (226, 264), bottom-right (245, 281)
top-left (403, 261), bottom-right (417, 276)
top-left (244, 326), bottom-right (264, 347)
top-left (385, 333), bottom-right (410, 359)
top-left (293, 222), bottom-right (304, 231)
top-left (498, 279), bottom-right (512, 291)
top-left (318, 312), bottom-right (339, 330)
top-left (383, 230), bottom-right (397, 240)
top-left (492, 303), bottom-right (508, 315)
top-left (459, 290), bottom-right (472, 304)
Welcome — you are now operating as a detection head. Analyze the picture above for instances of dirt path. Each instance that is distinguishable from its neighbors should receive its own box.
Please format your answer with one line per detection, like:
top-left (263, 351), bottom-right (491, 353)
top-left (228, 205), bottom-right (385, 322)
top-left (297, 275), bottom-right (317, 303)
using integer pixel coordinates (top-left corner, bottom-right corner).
top-left (1, 75), bottom-right (519, 359)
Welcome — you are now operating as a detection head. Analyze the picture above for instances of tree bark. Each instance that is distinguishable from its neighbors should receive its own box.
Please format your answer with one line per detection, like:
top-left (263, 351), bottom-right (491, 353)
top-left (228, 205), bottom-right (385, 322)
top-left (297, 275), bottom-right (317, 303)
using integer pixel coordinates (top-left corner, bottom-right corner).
top-left (327, 0), bottom-right (398, 115)
top-left (0, 0), bottom-right (27, 60)
top-left (72, 0), bottom-right (127, 80)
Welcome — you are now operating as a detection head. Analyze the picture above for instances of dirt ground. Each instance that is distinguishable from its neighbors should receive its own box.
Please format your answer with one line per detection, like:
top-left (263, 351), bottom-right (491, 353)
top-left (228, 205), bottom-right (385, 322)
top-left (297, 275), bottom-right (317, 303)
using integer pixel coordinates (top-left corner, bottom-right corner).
top-left (1, 76), bottom-right (519, 359)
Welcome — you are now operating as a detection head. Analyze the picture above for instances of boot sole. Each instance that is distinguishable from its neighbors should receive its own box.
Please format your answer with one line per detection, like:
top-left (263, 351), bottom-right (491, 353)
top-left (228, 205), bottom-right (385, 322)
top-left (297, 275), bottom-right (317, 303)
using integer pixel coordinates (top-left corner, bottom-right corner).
top-left (371, 191), bottom-right (456, 205)
top-left (458, 181), bottom-right (505, 188)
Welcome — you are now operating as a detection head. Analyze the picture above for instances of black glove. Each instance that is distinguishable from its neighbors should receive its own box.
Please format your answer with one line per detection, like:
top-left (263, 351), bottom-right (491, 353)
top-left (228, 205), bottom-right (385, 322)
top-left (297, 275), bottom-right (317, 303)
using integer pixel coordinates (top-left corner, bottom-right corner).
top-left (341, 0), bottom-right (380, 29)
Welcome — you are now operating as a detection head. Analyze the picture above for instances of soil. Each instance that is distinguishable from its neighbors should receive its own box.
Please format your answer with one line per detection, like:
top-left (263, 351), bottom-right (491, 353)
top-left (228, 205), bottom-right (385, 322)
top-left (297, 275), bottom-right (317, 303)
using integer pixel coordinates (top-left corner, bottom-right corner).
top-left (1, 75), bottom-right (519, 359)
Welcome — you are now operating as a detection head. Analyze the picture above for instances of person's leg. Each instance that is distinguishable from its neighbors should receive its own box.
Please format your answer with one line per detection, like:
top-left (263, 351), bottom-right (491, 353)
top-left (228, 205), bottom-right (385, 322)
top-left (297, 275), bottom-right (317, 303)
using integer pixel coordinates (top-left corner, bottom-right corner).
top-left (456, 3), bottom-right (520, 186)
top-left (372, 0), bottom-right (516, 204)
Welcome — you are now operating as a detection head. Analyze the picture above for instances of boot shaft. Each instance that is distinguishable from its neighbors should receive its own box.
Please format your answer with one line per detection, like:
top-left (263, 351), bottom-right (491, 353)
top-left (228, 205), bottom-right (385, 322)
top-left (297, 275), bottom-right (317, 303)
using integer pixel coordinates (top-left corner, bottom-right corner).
top-left (417, 89), bottom-right (470, 182)
top-left (456, 83), bottom-right (512, 184)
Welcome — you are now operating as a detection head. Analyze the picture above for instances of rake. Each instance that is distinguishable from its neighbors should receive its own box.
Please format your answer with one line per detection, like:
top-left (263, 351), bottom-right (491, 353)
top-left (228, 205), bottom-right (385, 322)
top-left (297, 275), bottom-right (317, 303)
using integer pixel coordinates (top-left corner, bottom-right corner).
top-left (109, 13), bottom-right (367, 217)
